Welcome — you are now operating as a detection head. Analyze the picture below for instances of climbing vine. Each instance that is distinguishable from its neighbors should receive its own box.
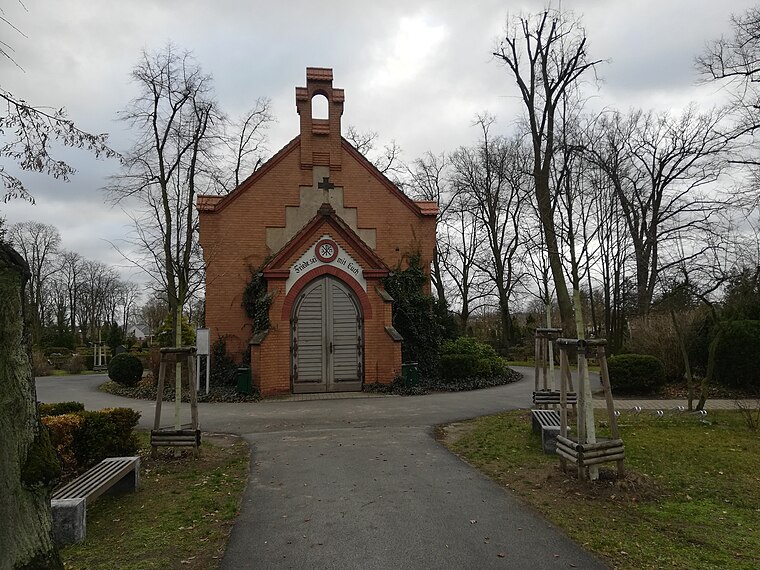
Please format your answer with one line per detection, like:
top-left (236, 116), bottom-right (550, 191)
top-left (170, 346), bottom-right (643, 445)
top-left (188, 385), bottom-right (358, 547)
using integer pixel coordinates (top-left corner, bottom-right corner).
top-left (382, 252), bottom-right (446, 376)
top-left (242, 265), bottom-right (273, 334)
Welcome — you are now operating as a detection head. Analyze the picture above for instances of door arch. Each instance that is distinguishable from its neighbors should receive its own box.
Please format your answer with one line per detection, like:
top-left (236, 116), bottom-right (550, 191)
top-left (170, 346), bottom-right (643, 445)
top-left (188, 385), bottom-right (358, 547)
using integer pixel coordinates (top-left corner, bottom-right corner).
top-left (291, 275), bottom-right (363, 393)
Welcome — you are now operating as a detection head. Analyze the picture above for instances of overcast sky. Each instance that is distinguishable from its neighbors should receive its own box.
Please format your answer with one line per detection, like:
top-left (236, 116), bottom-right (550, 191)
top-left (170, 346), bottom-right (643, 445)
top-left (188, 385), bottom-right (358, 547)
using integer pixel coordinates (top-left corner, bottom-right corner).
top-left (2, 0), bottom-right (756, 286)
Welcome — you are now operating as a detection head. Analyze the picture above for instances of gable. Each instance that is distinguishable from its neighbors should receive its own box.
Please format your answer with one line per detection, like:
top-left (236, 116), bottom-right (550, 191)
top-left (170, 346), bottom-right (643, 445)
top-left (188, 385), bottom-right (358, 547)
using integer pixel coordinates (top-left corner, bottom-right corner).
top-left (263, 203), bottom-right (389, 289)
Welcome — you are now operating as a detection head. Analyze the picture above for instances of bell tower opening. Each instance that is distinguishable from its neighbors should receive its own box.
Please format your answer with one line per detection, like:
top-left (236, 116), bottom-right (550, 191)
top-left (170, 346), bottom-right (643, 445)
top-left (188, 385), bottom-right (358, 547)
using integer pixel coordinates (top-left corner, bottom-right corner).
top-left (311, 93), bottom-right (329, 119)
top-left (296, 68), bottom-right (344, 170)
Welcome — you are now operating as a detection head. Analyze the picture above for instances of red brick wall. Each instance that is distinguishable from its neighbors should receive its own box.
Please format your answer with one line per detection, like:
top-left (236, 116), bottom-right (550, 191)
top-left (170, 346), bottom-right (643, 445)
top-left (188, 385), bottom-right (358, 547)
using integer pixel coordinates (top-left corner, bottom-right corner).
top-left (198, 70), bottom-right (434, 395)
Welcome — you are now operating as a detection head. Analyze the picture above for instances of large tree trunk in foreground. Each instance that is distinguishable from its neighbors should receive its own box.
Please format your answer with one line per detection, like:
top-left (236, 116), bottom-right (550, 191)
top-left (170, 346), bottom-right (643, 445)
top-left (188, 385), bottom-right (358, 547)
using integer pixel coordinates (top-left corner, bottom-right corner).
top-left (0, 243), bottom-right (63, 570)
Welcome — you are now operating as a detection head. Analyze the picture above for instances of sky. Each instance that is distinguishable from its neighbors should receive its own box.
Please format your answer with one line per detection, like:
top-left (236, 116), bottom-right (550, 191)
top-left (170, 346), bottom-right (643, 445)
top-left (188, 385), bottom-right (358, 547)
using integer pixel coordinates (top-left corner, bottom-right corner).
top-left (1, 0), bottom-right (757, 286)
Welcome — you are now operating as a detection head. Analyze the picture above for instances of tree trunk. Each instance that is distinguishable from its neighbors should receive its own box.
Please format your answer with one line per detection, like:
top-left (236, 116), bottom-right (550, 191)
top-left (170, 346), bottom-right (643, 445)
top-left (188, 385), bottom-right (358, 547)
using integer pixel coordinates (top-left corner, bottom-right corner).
top-left (431, 244), bottom-right (447, 305)
top-left (0, 243), bottom-right (63, 570)
top-left (697, 325), bottom-right (722, 411)
top-left (535, 171), bottom-right (574, 334)
top-left (670, 308), bottom-right (695, 410)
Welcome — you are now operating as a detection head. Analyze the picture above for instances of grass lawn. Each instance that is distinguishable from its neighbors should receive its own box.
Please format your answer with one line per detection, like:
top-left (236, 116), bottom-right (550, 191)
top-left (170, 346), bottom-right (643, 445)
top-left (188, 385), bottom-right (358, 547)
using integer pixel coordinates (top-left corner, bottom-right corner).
top-left (441, 410), bottom-right (760, 570)
top-left (61, 432), bottom-right (250, 570)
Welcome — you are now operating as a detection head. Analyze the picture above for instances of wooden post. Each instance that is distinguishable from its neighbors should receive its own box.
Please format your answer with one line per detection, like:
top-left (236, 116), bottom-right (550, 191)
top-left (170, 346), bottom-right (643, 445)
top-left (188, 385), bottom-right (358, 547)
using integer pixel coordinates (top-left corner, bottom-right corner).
top-left (597, 344), bottom-right (625, 477)
top-left (534, 331), bottom-right (540, 393)
top-left (151, 347), bottom-right (200, 458)
top-left (187, 351), bottom-right (199, 458)
top-left (559, 345), bottom-right (569, 473)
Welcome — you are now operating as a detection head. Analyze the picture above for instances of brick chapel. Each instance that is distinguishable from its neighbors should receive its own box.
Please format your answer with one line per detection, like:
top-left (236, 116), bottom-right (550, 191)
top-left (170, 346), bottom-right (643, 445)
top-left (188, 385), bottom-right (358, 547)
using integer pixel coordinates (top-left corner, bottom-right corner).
top-left (197, 68), bottom-right (437, 396)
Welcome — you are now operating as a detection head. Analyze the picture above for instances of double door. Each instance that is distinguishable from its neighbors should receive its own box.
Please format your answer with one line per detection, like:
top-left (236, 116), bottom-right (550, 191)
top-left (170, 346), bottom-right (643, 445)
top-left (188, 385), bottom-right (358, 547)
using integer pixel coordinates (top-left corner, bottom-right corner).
top-left (292, 276), bottom-right (363, 393)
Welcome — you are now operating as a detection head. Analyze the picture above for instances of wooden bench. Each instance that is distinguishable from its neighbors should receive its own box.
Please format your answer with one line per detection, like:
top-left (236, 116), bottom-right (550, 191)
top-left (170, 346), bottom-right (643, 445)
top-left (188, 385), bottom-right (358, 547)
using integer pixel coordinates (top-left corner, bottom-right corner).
top-left (532, 390), bottom-right (577, 407)
top-left (51, 456), bottom-right (140, 545)
top-left (531, 409), bottom-right (562, 455)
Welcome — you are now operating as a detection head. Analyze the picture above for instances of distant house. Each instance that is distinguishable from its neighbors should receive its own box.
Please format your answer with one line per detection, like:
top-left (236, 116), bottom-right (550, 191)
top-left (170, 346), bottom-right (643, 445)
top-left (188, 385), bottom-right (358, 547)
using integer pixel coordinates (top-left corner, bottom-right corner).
top-left (127, 324), bottom-right (151, 342)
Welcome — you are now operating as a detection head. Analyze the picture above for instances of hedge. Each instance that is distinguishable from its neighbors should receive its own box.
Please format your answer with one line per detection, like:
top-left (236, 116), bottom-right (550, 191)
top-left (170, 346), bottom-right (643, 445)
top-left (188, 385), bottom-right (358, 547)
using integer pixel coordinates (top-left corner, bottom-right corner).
top-left (38, 401), bottom-right (85, 416)
top-left (41, 406), bottom-right (141, 477)
top-left (714, 320), bottom-right (760, 390)
top-left (438, 337), bottom-right (509, 381)
top-left (607, 354), bottom-right (666, 395)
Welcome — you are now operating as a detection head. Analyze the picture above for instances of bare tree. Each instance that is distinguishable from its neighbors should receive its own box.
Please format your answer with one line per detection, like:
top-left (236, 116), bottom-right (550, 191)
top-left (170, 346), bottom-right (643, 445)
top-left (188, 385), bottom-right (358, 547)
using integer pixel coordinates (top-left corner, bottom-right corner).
top-left (224, 98), bottom-right (274, 189)
top-left (118, 281), bottom-right (141, 332)
top-left (439, 192), bottom-right (490, 332)
top-left (451, 115), bottom-right (528, 347)
top-left (493, 9), bottom-right (602, 334)
top-left (584, 106), bottom-right (730, 314)
top-left (344, 125), bottom-right (403, 179)
top-left (406, 151), bottom-right (455, 305)
top-left (140, 293), bottom-right (169, 335)
top-left (76, 260), bottom-right (118, 342)
top-left (0, 88), bottom-right (116, 203)
top-left (108, 45), bottom-right (220, 346)
top-left (697, 6), bottom-right (760, 141)
top-left (109, 45), bottom-right (271, 346)
top-left (7, 221), bottom-right (61, 338)
top-left (58, 251), bottom-right (83, 337)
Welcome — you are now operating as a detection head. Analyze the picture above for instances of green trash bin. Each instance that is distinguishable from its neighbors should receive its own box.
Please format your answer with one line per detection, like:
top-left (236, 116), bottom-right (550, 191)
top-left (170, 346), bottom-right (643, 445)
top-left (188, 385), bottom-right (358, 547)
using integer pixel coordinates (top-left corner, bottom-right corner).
top-left (401, 362), bottom-right (419, 388)
top-left (236, 366), bottom-right (252, 395)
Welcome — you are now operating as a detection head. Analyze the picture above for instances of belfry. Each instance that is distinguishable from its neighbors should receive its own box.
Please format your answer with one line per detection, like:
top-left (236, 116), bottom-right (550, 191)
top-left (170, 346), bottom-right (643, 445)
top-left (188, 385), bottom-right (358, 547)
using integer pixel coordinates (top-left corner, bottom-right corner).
top-left (197, 68), bottom-right (437, 396)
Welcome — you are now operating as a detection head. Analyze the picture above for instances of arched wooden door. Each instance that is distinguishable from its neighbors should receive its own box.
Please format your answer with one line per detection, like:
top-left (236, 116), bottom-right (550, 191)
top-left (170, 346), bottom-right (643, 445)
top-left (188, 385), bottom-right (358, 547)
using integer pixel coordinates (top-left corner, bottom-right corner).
top-left (291, 276), bottom-right (363, 393)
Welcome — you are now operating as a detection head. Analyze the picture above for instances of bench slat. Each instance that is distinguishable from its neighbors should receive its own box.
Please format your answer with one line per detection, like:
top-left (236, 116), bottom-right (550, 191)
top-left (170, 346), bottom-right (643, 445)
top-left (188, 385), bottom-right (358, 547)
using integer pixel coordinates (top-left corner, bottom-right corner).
top-left (52, 457), bottom-right (139, 502)
top-left (54, 459), bottom-right (131, 498)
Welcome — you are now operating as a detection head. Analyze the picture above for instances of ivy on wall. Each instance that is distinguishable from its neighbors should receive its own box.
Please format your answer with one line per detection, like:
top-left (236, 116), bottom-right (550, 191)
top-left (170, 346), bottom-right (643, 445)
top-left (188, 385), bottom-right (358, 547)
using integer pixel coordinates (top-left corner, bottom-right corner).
top-left (382, 253), bottom-right (446, 376)
top-left (242, 266), bottom-right (273, 334)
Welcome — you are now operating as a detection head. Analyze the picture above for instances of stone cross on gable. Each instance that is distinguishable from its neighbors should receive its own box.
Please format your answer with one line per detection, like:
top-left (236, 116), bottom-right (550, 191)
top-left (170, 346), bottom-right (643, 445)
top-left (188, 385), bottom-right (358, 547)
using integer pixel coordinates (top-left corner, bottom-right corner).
top-left (318, 176), bottom-right (335, 201)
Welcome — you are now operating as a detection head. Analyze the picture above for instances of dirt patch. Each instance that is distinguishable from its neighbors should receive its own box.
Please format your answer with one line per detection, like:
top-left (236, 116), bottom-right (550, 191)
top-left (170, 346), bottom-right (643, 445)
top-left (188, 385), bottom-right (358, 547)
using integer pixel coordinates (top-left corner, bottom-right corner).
top-left (435, 421), bottom-right (474, 445)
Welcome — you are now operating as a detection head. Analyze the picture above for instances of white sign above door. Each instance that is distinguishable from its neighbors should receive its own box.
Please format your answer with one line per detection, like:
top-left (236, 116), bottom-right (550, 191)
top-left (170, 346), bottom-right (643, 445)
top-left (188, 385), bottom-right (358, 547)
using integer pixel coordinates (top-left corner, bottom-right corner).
top-left (285, 234), bottom-right (368, 293)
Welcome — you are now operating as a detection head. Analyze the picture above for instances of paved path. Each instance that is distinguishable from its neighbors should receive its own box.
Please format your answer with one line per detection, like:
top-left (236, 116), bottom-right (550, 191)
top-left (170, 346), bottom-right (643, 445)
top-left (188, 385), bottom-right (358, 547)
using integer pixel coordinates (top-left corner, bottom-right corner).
top-left (34, 368), bottom-right (745, 569)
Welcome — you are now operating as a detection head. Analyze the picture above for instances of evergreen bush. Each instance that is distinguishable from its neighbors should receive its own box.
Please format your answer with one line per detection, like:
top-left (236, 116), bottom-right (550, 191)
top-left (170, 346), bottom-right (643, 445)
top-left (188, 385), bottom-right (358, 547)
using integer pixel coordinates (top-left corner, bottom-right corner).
top-left (714, 320), bottom-right (760, 390)
top-left (607, 354), bottom-right (666, 394)
top-left (107, 353), bottom-right (144, 387)
top-left (438, 337), bottom-right (509, 380)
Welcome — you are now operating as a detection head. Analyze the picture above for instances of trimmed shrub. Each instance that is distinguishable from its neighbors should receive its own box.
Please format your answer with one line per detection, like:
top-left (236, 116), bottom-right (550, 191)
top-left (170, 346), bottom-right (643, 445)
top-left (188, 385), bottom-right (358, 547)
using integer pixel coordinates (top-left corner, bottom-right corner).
top-left (439, 337), bottom-right (510, 381)
top-left (72, 408), bottom-right (141, 468)
top-left (42, 413), bottom-right (85, 477)
top-left (108, 353), bottom-right (144, 387)
top-left (714, 320), bottom-right (760, 390)
top-left (608, 354), bottom-right (666, 395)
top-left (40, 407), bottom-right (140, 475)
top-left (38, 401), bottom-right (85, 417)
top-left (43, 347), bottom-right (75, 369)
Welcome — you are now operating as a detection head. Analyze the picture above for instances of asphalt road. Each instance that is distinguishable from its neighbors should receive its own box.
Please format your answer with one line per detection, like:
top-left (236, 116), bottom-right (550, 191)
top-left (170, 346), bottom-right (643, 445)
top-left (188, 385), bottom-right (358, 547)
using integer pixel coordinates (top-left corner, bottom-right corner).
top-left (36, 369), bottom-right (609, 569)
